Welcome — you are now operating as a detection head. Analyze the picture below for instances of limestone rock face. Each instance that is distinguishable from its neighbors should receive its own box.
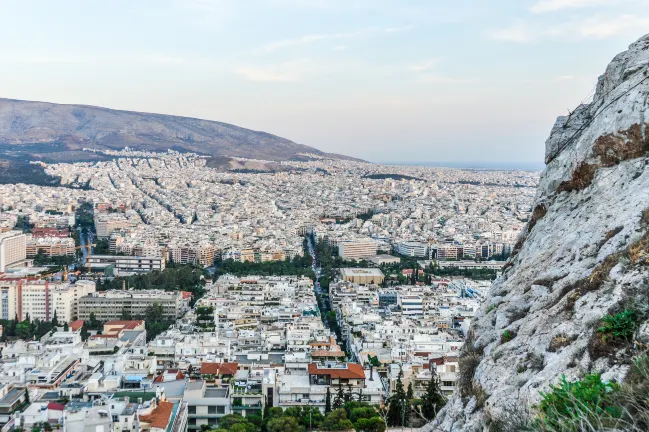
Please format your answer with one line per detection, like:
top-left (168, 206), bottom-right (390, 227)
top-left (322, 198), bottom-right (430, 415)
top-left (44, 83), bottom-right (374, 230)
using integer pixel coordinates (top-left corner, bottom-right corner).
top-left (434, 33), bottom-right (649, 431)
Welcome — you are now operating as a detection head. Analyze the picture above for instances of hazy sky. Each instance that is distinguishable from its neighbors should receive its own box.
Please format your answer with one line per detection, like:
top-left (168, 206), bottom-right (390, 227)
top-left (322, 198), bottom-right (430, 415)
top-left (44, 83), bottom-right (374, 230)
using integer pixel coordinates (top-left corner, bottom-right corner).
top-left (0, 0), bottom-right (647, 165)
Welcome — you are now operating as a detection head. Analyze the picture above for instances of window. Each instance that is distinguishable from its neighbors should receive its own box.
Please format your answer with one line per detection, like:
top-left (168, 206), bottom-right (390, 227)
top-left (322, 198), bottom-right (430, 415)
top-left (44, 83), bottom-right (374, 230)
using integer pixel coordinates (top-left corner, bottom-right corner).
top-left (188, 406), bottom-right (196, 414)
top-left (217, 406), bottom-right (225, 414)
top-left (188, 419), bottom-right (196, 426)
top-left (208, 406), bottom-right (216, 414)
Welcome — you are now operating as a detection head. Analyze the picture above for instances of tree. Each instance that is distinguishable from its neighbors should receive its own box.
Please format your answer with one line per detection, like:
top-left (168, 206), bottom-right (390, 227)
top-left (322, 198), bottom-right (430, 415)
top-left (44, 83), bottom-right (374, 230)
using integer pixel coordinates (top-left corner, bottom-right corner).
top-left (80, 322), bottom-right (90, 342)
top-left (89, 312), bottom-right (98, 329)
top-left (63, 322), bottom-right (69, 332)
top-left (345, 383), bottom-right (353, 403)
top-left (267, 416), bottom-right (301, 432)
top-left (16, 322), bottom-right (32, 340)
top-left (322, 409), bottom-right (354, 431)
top-left (421, 371), bottom-right (446, 421)
top-left (120, 307), bottom-right (132, 320)
top-left (354, 417), bottom-right (386, 432)
top-left (214, 414), bottom-right (256, 432)
top-left (387, 368), bottom-right (409, 427)
top-left (334, 382), bottom-right (344, 409)
top-left (325, 387), bottom-right (332, 414)
top-left (407, 382), bottom-right (414, 400)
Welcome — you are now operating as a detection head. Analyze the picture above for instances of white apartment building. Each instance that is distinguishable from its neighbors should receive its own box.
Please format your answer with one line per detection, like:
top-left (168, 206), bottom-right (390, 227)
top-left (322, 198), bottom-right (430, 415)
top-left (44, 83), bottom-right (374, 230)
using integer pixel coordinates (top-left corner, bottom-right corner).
top-left (78, 289), bottom-right (187, 321)
top-left (395, 241), bottom-right (429, 258)
top-left (398, 294), bottom-right (424, 315)
top-left (338, 240), bottom-right (377, 261)
top-left (0, 231), bottom-right (27, 272)
top-left (0, 280), bottom-right (96, 322)
top-left (85, 255), bottom-right (165, 275)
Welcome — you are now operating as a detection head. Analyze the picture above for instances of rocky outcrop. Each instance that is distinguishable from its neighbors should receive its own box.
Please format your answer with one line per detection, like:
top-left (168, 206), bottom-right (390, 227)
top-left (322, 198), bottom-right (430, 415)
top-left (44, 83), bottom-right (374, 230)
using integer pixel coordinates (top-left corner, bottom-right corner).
top-left (435, 33), bottom-right (649, 431)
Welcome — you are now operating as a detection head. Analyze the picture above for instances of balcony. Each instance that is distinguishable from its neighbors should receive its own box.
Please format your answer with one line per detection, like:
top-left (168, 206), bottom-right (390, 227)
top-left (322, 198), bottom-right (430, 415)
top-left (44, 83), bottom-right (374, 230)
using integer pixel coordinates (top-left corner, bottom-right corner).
top-left (232, 403), bottom-right (262, 411)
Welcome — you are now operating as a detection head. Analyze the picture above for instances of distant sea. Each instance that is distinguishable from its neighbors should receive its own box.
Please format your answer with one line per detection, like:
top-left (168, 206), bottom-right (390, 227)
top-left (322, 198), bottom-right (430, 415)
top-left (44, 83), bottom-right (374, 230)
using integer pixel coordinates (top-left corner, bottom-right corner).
top-left (379, 161), bottom-right (544, 171)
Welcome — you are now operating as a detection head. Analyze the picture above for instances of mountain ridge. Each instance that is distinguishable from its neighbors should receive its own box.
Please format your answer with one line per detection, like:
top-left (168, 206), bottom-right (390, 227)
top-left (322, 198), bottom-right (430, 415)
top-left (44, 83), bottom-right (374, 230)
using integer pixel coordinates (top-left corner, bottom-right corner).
top-left (0, 97), bottom-right (359, 162)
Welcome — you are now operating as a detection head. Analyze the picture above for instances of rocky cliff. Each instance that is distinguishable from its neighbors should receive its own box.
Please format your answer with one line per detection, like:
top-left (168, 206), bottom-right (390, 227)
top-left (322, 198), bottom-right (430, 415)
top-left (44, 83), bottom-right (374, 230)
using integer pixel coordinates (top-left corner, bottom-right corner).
top-left (435, 33), bottom-right (649, 431)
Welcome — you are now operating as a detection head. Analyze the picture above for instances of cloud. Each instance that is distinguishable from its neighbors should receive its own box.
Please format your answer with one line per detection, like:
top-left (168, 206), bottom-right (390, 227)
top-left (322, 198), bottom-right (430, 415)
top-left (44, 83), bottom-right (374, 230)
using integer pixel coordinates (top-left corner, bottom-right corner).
top-left (418, 75), bottom-right (474, 84)
top-left (530, 0), bottom-right (625, 13)
top-left (574, 14), bottom-right (649, 38)
top-left (236, 59), bottom-right (313, 82)
top-left (490, 13), bottom-right (649, 42)
top-left (0, 54), bottom-right (191, 65)
top-left (489, 23), bottom-right (532, 43)
top-left (408, 59), bottom-right (439, 72)
top-left (260, 25), bottom-right (412, 52)
top-left (176, 0), bottom-right (227, 13)
top-left (407, 59), bottom-right (471, 84)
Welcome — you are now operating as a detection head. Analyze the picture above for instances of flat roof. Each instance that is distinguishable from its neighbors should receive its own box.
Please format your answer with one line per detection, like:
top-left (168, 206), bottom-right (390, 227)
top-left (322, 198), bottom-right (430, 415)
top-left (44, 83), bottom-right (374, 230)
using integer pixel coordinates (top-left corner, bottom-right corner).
top-left (339, 268), bottom-right (384, 277)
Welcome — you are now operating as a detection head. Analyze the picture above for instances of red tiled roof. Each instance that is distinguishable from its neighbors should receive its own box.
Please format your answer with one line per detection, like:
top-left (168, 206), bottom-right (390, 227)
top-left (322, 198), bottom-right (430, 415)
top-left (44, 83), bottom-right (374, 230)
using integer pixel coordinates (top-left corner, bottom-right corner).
top-left (139, 401), bottom-right (174, 429)
top-left (200, 362), bottom-right (239, 375)
top-left (69, 320), bottom-right (84, 331)
top-left (47, 402), bottom-right (65, 411)
top-left (308, 363), bottom-right (366, 380)
top-left (180, 291), bottom-right (193, 299)
top-left (105, 320), bottom-right (144, 329)
top-left (154, 371), bottom-right (185, 382)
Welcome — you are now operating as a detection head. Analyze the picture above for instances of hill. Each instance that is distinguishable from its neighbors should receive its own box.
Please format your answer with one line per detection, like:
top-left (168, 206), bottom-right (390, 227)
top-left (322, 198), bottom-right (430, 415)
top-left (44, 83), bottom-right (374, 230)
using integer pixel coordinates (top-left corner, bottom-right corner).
top-left (0, 98), bottom-right (357, 163)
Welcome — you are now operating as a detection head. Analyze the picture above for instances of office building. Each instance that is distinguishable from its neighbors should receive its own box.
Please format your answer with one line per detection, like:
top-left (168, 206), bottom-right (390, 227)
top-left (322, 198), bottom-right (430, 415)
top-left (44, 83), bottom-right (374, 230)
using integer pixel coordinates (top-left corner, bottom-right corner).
top-left (338, 240), bottom-right (377, 261)
top-left (395, 241), bottom-right (429, 258)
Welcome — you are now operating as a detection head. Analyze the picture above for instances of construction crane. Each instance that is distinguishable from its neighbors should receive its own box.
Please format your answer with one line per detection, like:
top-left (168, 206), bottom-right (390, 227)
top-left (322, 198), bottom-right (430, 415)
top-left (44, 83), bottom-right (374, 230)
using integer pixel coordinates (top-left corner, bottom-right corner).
top-left (63, 243), bottom-right (96, 281)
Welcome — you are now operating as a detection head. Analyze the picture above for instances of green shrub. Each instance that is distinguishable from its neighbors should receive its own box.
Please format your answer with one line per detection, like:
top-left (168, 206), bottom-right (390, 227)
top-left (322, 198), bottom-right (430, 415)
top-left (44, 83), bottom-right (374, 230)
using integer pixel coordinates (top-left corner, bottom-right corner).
top-left (501, 330), bottom-right (515, 343)
top-left (486, 304), bottom-right (499, 314)
top-left (535, 374), bottom-right (621, 431)
top-left (597, 309), bottom-right (639, 343)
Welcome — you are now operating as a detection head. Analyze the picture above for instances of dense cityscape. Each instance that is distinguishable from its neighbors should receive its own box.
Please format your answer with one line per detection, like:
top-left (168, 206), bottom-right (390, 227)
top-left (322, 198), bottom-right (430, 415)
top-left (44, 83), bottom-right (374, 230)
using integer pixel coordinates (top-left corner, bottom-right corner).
top-left (0, 150), bottom-right (538, 431)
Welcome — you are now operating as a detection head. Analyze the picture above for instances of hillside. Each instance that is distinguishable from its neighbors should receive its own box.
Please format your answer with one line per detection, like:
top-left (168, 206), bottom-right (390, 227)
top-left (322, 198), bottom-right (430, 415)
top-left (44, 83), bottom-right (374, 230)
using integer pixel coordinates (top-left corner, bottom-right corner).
top-left (435, 34), bottom-right (649, 430)
top-left (0, 98), bottom-right (356, 162)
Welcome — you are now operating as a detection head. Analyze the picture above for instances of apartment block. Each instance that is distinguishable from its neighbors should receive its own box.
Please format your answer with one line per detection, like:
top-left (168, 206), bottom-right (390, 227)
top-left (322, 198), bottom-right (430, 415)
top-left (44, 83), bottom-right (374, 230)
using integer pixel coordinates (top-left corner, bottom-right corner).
top-left (184, 381), bottom-right (232, 430)
top-left (78, 289), bottom-right (186, 321)
top-left (26, 236), bottom-right (75, 257)
top-left (0, 280), bottom-right (96, 322)
top-left (0, 231), bottom-right (27, 272)
top-left (94, 214), bottom-right (133, 239)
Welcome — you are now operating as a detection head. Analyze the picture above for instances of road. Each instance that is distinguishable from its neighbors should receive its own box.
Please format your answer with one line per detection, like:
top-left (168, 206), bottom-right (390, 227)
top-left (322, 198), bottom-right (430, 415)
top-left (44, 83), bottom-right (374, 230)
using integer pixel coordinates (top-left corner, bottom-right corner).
top-left (307, 235), bottom-right (322, 293)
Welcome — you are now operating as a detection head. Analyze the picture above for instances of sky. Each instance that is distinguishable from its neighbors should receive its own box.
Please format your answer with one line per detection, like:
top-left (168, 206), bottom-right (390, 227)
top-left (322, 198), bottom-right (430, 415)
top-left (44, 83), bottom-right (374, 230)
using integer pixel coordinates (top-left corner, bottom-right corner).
top-left (0, 0), bottom-right (648, 167)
